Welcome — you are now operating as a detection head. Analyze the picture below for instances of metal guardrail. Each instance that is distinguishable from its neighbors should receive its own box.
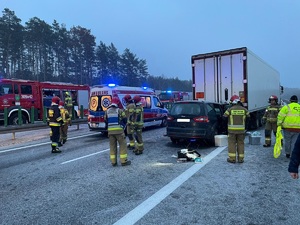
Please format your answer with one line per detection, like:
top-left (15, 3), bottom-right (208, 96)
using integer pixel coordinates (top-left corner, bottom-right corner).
top-left (0, 118), bottom-right (88, 140)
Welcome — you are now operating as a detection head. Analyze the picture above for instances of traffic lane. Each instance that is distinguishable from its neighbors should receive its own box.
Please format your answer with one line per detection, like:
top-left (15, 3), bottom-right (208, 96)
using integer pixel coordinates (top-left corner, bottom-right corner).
top-left (0, 127), bottom-right (219, 224)
top-left (0, 124), bottom-right (94, 150)
top-left (134, 139), bottom-right (300, 225)
top-left (0, 132), bottom-right (105, 170)
top-left (4, 127), bottom-right (295, 225)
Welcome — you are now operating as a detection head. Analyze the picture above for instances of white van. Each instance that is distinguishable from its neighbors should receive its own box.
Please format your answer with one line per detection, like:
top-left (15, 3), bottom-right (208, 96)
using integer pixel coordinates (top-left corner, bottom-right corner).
top-left (88, 84), bottom-right (168, 132)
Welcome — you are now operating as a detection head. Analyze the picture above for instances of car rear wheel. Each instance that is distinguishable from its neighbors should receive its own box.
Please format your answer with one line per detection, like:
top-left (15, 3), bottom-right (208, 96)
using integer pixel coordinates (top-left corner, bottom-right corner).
top-left (170, 137), bottom-right (179, 144)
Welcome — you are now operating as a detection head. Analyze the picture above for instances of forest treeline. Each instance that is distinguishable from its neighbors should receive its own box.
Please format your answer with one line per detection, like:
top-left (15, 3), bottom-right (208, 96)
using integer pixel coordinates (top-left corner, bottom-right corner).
top-left (0, 8), bottom-right (192, 91)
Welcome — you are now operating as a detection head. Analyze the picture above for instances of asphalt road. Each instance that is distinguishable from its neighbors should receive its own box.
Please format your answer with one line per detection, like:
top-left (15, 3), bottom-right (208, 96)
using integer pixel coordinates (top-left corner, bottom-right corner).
top-left (1, 125), bottom-right (300, 225)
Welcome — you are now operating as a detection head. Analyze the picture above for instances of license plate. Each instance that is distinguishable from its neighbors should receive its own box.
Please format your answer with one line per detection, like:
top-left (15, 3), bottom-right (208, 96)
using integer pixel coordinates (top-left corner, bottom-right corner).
top-left (99, 122), bottom-right (106, 128)
top-left (177, 118), bottom-right (190, 122)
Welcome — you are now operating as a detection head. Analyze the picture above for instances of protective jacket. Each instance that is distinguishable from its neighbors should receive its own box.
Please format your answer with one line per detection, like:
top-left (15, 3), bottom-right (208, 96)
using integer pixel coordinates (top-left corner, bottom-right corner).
top-left (263, 105), bottom-right (281, 123)
top-left (134, 103), bottom-right (144, 127)
top-left (277, 102), bottom-right (300, 132)
top-left (65, 94), bottom-right (73, 108)
top-left (48, 104), bottom-right (63, 126)
top-left (126, 102), bottom-right (136, 125)
top-left (59, 107), bottom-right (71, 124)
top-left (224, 105), bottom-right (250, 134)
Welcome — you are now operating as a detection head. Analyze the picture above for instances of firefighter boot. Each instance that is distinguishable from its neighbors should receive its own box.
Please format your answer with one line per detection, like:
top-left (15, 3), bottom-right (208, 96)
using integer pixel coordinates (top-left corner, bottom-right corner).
top-left (58, 142), bottom-right (63, 147)
top-left (52, 145), bottom-right (62, 153)
top-left (127, 144), bottom-right (135, 150)
top-left (62, 139), bottom-right (67, 144)
top-left (121, 160), bottom-right (131, 166)
top-left (227, 158), bottom-right (236, 163)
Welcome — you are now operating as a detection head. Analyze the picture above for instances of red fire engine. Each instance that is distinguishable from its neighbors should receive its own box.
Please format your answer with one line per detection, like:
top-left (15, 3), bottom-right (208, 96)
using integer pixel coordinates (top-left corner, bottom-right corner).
top-left (158, 90), bottom-right (191, 103)
top-left (0, 78), bottom-right (90, 125)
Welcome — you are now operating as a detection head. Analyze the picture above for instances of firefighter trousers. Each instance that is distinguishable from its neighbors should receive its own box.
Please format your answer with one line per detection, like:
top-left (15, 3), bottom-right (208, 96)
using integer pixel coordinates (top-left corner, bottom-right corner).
top-left (228, 133), bottom-right (245, 162)
top-left (50, 126), bottom-right (60, 149)
top-left (127, 124), bottom-right (135, 148)
top-left (109, 133), bottom-right (128, 164)
top-left (134, 125), bottom-right (144, 152)
top-left (60, 124), bottom-right (69, 143)
top-left (264, 122), bottom-right (277, 145)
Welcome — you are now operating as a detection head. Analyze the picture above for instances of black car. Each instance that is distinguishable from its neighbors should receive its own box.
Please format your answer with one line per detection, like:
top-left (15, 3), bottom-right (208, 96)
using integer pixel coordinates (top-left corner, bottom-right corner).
top-left (166, 100), bottom-right (227, 145)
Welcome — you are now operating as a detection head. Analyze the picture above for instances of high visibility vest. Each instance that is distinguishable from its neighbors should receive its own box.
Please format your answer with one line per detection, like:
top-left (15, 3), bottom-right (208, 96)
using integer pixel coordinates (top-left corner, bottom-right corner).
top-left (106, 108), bottom-right (123, 132)
top-left (224, 105), bottom-right (249, 133)
top-left (277, 103), bottom-right (300, 130)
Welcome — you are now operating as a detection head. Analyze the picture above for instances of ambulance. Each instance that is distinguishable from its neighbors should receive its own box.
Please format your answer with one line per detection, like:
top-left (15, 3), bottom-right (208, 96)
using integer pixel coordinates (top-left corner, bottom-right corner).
top-left (88, 84), bottom-right (168, 132)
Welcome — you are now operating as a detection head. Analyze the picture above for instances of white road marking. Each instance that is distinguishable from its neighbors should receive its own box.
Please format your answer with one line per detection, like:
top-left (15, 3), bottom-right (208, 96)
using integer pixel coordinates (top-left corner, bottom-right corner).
top-left (0, 133), bottom-right (99, 154)
top-left (113, 146), bottom-right (227, 225)
top-left (60, 148), bottom-right (110, 164)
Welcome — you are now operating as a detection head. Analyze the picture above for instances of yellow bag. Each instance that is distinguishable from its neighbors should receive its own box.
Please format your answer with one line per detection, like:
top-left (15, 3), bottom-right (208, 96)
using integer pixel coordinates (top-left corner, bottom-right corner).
top-left (273, 126), bottom-right (283, 158)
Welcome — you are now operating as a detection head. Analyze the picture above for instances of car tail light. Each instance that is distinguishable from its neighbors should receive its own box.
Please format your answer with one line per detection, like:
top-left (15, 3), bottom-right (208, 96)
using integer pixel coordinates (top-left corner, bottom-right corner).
top-left (193, 116), bottom-right (209, 122)
top-left (167, 116), bottom-right (174, 121)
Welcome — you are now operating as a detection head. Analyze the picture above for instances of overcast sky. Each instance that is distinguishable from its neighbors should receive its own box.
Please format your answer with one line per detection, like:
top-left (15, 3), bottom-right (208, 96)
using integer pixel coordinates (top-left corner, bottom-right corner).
top-left (1, 0), bottom-right (299, 88)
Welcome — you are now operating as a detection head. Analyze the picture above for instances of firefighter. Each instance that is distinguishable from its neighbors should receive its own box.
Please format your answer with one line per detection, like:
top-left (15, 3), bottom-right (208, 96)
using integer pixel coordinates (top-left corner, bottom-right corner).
top-left (133, 95), bottom-right (144, 155)
top-left (124, 94), bottom-right (136, 150)
top-left (223, 95), bottom-right (250, 163)
top-left (262, 95), bottom-right (281, 147)
top-left (104, 97), bottom-right (131, 166)
top-left (47, 96), bottom-right (63, 153)
top-left (64, 92), bottom-right (73, 123)
top-left (277, 95), bottom-right (300, 158)
top-left (58, 101), bottom-right (71, 146)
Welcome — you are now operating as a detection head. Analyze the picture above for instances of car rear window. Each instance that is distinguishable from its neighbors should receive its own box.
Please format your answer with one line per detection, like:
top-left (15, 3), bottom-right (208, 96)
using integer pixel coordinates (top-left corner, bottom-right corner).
top-left (170, 103), bottom-right (205, 116)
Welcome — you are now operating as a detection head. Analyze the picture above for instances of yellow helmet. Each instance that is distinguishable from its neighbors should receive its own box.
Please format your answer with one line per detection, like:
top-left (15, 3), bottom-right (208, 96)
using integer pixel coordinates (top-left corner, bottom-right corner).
top-left (65, 92), bottom-right (70, 96)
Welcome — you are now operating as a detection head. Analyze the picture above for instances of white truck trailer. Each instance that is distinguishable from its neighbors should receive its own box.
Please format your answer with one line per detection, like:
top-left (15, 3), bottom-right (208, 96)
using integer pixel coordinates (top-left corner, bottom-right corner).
top-left (191, 47), bottom-right (282, 129)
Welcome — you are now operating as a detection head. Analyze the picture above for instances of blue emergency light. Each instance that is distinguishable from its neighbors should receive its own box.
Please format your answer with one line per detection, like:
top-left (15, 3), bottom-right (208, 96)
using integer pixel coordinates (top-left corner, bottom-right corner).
top-left (108, 83), bottom-right (116, 87)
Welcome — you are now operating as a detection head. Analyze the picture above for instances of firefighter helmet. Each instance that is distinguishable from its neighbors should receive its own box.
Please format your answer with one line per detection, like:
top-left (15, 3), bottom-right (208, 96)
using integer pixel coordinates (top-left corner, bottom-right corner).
top-left (230, 95), bottom-right (240, 104)
top-left (52, 96), bottom-right (60, 104)
top-left (59, 101), bottom-right (64, 107)
top-left (268, 95), bottom-right (278, 103)
top-left (290, 95), bottom-right (298, 103)
top-left (110, 97), bottom-right (120, 107)
top-left (133, 95), bottom-right (141, 104)
top-left (124, 94), bottom-right (132, 103)
top-left (65, 92), bottom-right (70, 96)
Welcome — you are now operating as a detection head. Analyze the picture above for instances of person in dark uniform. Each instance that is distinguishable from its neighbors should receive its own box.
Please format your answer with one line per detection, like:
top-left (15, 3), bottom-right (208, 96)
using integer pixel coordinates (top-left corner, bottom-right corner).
top-left (47, 96), bottom-right (63, 153)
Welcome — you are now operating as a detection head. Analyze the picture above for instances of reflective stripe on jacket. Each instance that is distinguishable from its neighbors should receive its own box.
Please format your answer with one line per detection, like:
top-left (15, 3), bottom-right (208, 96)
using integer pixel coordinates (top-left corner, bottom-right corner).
top-left (224, 105), bottom-right (250, 133)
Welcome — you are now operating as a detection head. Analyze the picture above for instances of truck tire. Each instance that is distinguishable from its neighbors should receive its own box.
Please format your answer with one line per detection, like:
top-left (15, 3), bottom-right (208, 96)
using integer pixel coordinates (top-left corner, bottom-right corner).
top-left (9, 113), bottom-right (28, 125)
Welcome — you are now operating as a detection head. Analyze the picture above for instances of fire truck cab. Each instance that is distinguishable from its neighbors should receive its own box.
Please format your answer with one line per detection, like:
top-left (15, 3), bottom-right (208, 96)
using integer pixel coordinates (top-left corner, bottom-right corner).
top-left (88, 84), bottom-right (168, 132)
top-left (0, 79), bottom-right (90, 125)
top-left (158, 90), bottom-right (190, 103)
